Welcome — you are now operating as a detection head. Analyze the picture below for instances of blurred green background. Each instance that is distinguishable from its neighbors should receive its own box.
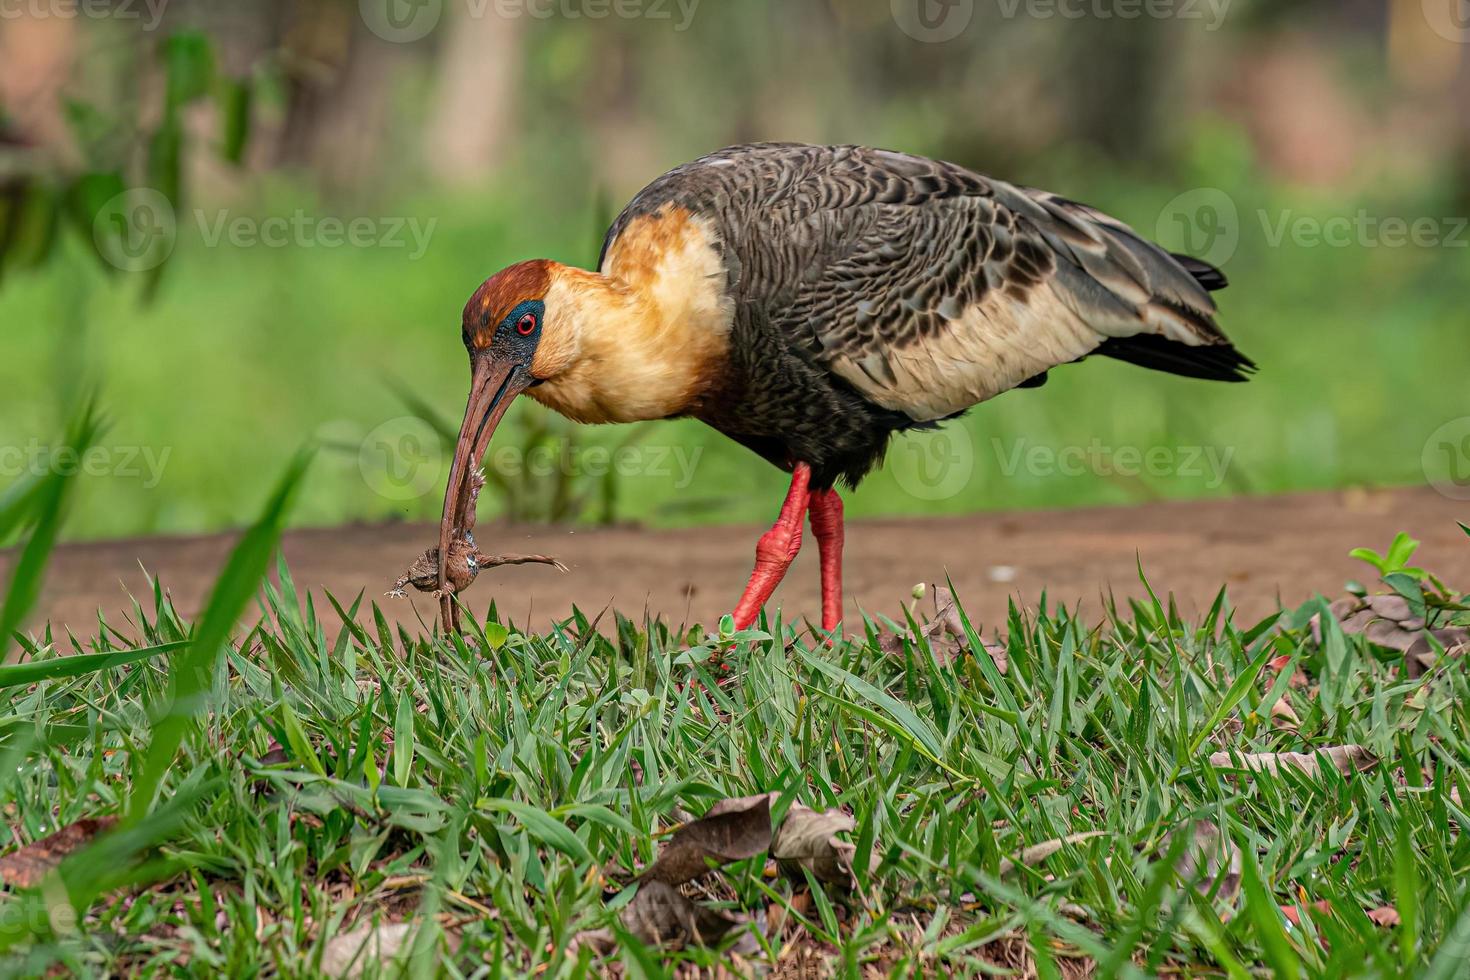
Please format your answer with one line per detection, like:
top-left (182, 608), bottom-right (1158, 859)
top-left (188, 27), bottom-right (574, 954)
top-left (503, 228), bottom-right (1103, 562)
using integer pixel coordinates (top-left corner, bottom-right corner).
top-left (2, 0), bottom-right (1468, 540)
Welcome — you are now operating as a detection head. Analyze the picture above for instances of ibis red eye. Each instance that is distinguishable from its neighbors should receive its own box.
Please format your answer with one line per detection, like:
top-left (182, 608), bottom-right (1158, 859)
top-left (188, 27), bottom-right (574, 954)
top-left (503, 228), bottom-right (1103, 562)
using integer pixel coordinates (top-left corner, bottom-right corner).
top-left (516, 313), bottom-right (537, 335)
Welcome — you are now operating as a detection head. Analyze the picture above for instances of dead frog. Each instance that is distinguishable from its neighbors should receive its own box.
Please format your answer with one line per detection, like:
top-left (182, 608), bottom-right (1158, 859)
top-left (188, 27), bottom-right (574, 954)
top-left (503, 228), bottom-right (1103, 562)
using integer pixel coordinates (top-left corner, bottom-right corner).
top-left (386, 535), bottom-right (566, 600)
top-left (387, 467), bottom-right (566, 599)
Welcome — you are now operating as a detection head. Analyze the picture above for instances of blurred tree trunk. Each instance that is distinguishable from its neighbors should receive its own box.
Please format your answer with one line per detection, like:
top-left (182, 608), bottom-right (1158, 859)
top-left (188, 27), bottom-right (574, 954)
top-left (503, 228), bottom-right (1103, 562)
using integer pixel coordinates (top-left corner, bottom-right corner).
top-left (1062, 19), bottom-right (1167, 162)
top-left (1455, 35), bottom-right (1470, 213)
top-left (277, 0), bottom-right (404, 195)
top-left (424, 7), bottom-right (524, 185)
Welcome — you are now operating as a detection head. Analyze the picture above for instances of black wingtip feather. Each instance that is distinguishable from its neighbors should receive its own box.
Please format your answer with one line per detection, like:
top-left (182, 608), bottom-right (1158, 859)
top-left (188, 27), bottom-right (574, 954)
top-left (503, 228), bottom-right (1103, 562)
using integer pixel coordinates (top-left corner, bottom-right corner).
top-left (1096, 334), bottom-right (1256, 382)
top-left (1170, 253), bottom-right (1229, 291)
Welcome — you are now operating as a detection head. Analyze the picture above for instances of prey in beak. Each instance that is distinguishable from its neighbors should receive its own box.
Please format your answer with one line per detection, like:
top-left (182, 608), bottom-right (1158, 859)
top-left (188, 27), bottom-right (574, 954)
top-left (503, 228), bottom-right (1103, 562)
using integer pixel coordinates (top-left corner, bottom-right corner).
top-left (433, 263), bottom-right (551, 631)
top-left (436, 358), bottom-right (534, 627)
top-left (390, 470), bottom-right (565, 602)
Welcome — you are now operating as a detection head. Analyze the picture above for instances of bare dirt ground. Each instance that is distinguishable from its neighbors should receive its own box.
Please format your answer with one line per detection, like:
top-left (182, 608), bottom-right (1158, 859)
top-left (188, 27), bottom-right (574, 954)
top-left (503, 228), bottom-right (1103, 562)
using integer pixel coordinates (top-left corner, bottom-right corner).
top-left (17, 487), bottom-right (1470, 643)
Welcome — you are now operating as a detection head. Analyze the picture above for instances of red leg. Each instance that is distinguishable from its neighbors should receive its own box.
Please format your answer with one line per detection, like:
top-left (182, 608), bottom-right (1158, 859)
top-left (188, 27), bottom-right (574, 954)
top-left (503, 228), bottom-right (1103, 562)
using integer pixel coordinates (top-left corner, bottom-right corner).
top-left (808, 488), bottom-right (844, 633)
top-left (731, 464), bottom-right (812, 630)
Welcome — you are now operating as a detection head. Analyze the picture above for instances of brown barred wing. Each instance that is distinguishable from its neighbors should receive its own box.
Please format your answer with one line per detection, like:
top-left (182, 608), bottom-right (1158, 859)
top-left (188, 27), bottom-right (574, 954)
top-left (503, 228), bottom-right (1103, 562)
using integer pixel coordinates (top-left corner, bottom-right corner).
top-left (773, 149), bottom-right (1250, 421)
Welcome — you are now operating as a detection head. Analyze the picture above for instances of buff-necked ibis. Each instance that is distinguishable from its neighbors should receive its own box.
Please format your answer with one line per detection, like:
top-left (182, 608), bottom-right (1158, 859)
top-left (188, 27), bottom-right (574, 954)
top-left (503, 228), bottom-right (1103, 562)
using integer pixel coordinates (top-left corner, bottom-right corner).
top-left (435, 142), bottom-right (1253, 635)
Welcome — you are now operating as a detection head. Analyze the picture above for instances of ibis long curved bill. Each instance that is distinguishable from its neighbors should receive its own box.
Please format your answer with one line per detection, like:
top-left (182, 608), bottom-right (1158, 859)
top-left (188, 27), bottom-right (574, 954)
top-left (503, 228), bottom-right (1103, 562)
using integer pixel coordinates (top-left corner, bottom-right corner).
top-left (436, 356), bottom-right (532, 596)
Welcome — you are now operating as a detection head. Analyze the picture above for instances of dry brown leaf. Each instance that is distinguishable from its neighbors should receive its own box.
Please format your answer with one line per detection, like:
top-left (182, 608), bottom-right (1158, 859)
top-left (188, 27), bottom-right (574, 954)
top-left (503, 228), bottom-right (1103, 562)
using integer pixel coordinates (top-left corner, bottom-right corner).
top-left (1208, 744), bottom-right (1377, 777)
top-left (928, 586), bottom-right (1009, 670)
top-left (639, 795), bottom-right (772, 885)
top-left (1312, 592), bottom-right (1469, 678)
top-left (879, 586), bottom-right (1008, 669)
top-left (0, 816), bottom-right (118, 888)
top-left (622, 879), bottom-right (747, 947)
top-left (925, 587), bottom-right (967, 642)
top-left (876, 629), bottom-right (906, 657)
top-left (1405, 628), bottom-right (1470, 679)
top-left (567, 927), bottom-right (618, 957)
top-left (573, 880), bottom-right (748, 954)
top-left (319, 922), bottom-right (417, 978)
top-left (1363, 619), bottom-right (1418, 652)
top-left (1365, 594), bottom-right (1417, 623)
top-left (1366, 905), bottom-right (1401, 927)
top-left (1280, 901), bottom-right (1330, 927)
top-left (1268, 695), bottom-right (1301, 729)
top-left (581, 793), bottom-right (878, 956)
top-left (1312, 595), bottom-right (1425, 645)
top-left (771, 802), bottom-right (859, 890)
top-left (997, 831), bottom-right (1106, 877)
top-left (1280, 902), bottom-right (1400, 929)
top-left (1164, 820), bottom-right (1241, 902)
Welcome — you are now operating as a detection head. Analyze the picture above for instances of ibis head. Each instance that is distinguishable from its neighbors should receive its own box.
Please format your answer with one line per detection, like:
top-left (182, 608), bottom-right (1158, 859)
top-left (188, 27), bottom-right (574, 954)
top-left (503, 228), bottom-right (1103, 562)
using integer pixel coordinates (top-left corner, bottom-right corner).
top-left (437, 249), bottom-right (729, 595)
top-left (437, 259), bottom-right (554, 591)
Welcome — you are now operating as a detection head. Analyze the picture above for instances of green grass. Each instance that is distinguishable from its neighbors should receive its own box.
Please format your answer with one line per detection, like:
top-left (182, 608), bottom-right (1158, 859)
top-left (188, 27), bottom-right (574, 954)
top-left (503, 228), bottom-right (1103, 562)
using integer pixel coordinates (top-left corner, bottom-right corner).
top-left (3, 160), bottom-right (1468, 541)
top-left (1, 444), bottom-right (1468, 976)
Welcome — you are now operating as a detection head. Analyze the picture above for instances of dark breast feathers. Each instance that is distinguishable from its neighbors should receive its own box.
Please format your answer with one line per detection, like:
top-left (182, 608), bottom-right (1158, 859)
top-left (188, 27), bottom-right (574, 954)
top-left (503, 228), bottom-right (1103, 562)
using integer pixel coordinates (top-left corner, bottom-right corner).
top-left (599, 142), bottom-right (1252, 488)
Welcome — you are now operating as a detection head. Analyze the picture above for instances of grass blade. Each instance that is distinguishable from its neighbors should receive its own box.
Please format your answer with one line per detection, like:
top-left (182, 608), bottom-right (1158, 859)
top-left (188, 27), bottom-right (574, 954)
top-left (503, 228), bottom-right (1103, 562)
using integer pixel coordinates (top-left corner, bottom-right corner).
top-left (0, 396), bottom-right (103, 660)
top-left (796, 644), bottom-right (944, 760)
top-left (1239, 851), bottom-right (1301, 980)
top-left (1186, 643), bottom-right (1273, 758)
top-left (478, 798), bottom-right (591, 863)
top-left (126, 449), bottom-right (312, 821)
top-left (0, 641), bottom-right (186, 690)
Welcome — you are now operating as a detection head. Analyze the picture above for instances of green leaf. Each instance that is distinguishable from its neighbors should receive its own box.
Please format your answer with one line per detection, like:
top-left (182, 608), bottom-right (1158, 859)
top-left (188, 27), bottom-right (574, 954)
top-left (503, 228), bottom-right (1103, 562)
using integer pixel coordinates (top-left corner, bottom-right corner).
top-left (64, 171), bottom-right (126, 234)
top-left (478, 799), bottom-right (591, 863)
top-left (1423, 894), bottom-right (1470, 980)
top-left (796, 645), bottom-right (944, 761)
top-left (1396, 819), bottom-right (1420, 972)
top-left (393, 691), bottom-right (416, 788)
top-left (0, 396), bottom-right (103, 660)
top-left (162, 32), bottom-right (215, 109)
top-left (142, 115), bottom-right (182, 301)
top-left (1352, 533), bottom-right (1426, 581)
top-left (1187, 642), bottom-right (1273, 758)
top-left (1385, 532), bottom-right (1420, 570)
top-left (0, 183), bottom-right (60, 275)
top-left (483, 621), bottom-right (509, 651)
top-left (0, 641), bottom-right (186, 690)
top-left (1239, 852), bottom-right (1301, 980)
top-left (217, 76), bottom-right (252, 165)
top-left (0, 471), bottom-right (45, 546)
top-left (279, 700), bottom-right (325, 777)
top-left (1348, 547), bottom-right (1386, 573)
top-left (0, 776), bottom-right (215, 952)
top-left (1316, 596), bottom-right (1351, 720)
top-left (558, 803), bottom-right (636, 836)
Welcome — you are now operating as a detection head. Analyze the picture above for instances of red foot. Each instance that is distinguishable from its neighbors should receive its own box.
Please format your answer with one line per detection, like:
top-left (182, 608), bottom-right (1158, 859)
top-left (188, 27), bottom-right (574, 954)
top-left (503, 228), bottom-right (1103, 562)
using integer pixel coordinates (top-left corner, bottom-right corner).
top-left (808, 489), bottom-right (844, 633)
top-left (731, 464), bottom-right (811, 631)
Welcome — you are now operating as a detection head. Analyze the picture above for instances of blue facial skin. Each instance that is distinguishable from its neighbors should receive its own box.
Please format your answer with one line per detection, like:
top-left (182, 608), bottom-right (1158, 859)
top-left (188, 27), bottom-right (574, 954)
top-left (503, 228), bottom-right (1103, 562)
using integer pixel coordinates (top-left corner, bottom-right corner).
top-left (462, 297), bottom-right (545, 362)
top-left (492, 299), bottom-right (545, 370)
